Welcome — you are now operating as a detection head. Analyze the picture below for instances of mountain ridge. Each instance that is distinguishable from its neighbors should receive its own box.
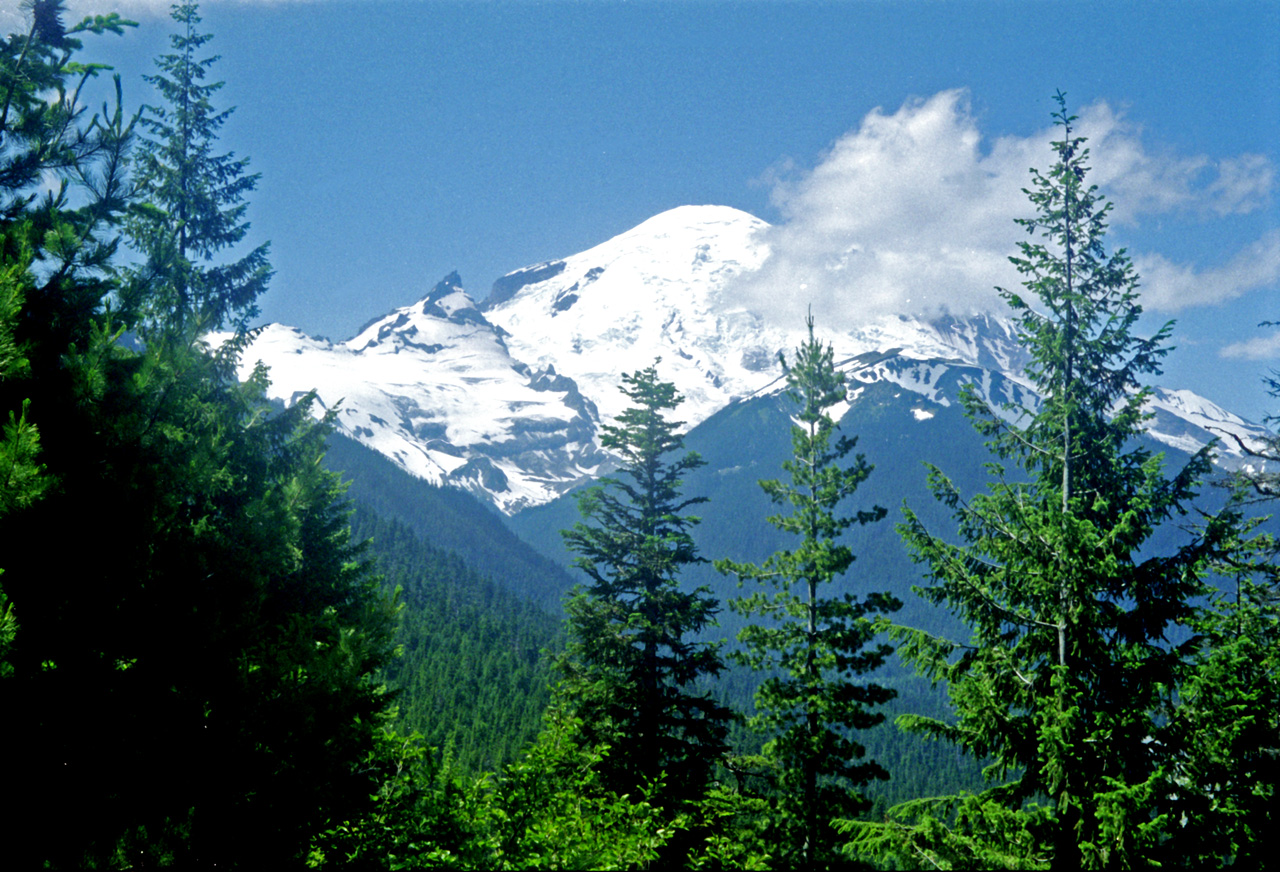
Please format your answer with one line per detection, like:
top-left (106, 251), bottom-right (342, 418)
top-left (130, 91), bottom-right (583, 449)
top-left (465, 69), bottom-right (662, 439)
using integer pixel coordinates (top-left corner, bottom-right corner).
top-left (224, 205), bottom-right (1273, 514)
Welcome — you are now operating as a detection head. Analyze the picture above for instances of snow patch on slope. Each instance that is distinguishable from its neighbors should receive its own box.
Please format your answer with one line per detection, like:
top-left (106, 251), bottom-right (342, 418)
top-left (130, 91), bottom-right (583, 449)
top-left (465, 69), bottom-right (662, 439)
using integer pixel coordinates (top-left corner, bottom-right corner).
top-left (224, 275), bottom-right (606, 513)
top-left (484, 205), bottom-right (785, 427)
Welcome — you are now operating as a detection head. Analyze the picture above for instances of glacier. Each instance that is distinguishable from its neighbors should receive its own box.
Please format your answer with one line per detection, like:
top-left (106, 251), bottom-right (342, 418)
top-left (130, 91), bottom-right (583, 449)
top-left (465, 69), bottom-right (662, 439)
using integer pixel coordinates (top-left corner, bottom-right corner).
top-left (223, 205), bottom-right (1273, 514)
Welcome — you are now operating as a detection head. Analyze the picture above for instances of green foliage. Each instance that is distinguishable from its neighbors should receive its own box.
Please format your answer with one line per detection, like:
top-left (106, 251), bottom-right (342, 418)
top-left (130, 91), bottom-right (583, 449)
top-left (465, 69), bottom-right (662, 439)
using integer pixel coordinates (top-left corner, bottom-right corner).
top-left (122, 1), bottom-right (270, 333)
top-left (0, 6), bottom-right (399, 865)
top-left (308, 727), bottom-right (488, 870)
top-left (1159, 511), bottom-right (1279, 865)
top-left (2, 329), bottom-right (401, 865)
top-left (350, 504), bottom-right (558, 774)
top-left (856, 92), bottom-right (1238, 868)
top-left (312, 706), bottom-right (678, 870)
top-left (716, 315), bottom-right (900, 868)
top-left (557, 361), bottom-right (732, 812)
top-left (1, 0), bottom-right (134, 744)
top-left (474, 704), bottom-right (678, 869)
top-left (1, 267), bottom-right (46, 518)
top-left (842, 792), bottom-right (1055, 870)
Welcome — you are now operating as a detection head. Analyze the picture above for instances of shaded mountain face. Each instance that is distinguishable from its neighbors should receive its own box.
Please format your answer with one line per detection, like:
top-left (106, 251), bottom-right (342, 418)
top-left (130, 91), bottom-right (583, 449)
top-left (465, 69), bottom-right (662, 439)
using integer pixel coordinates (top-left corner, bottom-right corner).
top-left (227, 207), bottom-right (1271, 514)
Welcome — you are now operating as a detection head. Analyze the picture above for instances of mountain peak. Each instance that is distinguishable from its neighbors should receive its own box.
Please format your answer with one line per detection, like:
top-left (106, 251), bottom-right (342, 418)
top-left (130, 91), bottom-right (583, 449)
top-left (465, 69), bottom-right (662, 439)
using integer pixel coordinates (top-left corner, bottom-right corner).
top-left (421, 272), bottom-right (484, 326)
top-left (226, 205), bottom-right (1266, 514)
top-left (622, 204), bottom-right (766, 236)
top-left (426, 270), bottom-right (465, 301)
top-left (483, 205), bottom-right (776, 425)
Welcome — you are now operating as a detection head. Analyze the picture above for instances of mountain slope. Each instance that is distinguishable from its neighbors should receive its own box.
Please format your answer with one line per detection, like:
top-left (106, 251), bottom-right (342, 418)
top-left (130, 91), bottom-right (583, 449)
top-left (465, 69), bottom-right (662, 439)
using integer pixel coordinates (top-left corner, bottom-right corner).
top-left (229, 273), bottom-right (604, 513)
top-left (323, 431), bottom-right (576, 611)
top-left (482, 204), bottom-right (781, 426)
top-left (231, 206), bottom-right (1271, 514)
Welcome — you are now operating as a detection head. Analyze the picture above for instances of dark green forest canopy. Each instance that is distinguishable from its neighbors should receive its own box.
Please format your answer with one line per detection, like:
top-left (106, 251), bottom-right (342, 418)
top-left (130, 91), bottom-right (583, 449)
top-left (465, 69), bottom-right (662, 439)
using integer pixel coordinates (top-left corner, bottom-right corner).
top-left (1, 5), bottom-right (396, 866)
top-left (348, 502), bottom-right (558, 775)
top-left (1, 4), bottom-right (1275, 867)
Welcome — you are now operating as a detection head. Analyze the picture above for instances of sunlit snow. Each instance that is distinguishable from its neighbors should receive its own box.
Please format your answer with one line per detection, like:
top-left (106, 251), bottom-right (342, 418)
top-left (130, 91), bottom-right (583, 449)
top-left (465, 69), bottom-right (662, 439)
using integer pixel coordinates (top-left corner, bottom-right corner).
top-left (222, 205), bottom-right (1272, 513)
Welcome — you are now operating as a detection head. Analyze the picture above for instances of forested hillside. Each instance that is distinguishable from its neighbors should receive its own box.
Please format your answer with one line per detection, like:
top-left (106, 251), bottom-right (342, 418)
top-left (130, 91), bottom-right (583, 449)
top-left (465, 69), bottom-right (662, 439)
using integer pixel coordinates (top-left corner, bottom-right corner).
top-left (325, 431), bottom-right (576, 611)
top-left (349, 503), bottom-right (559, 773)
top-left (1, 5), bottom-right (1274, 869)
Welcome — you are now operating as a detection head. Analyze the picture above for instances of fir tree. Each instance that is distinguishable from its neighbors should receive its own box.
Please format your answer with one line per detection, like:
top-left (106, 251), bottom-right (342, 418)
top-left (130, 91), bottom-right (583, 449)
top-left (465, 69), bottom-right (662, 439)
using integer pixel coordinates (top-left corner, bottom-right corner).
top-left (556, 361), bottom-right (731, 812)
top-left (0, 7), bottom-right (399, 864)
top-left (1166, 527), bottom-right (1279, 867)
top-left (716, 315), bottom-right (900, 869)
top-left (124, 0), bottom-right (270, 333)
top-left (1164, 347), bottom-right (1280, 866)
top-left (846, 92), bottom-right (1237, 869)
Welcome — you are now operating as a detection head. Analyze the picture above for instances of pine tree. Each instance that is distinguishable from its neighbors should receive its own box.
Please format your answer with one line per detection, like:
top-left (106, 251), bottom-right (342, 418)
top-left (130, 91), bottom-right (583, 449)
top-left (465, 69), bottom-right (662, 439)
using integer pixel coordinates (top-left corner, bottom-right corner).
top-left (124, 0), bottom-right (270, 333)
top-left (716, 314), bottom-right (900, 869)
top-left (556, 361), bottom-right (731, 811)
top-left (846, 92), bottom-right (1237, 869)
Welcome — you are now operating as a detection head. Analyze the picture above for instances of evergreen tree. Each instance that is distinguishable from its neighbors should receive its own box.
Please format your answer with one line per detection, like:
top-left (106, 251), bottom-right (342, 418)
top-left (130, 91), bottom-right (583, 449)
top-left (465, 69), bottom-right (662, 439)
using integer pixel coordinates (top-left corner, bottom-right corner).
top-left (556, 361), bottom-right (731, 811)
top-left (1162, 352), bottom-right (1280, 866)
top-left (716, 315), bottom-right (900, 869)
top-left (846, 92), bottom-right (1236, 869)
top-left (1, 7), bottom-right (399, 865)
top-left (1, 0), bottom-right (134, 694)
top-left (1165, 527), bottom-right (1278, 867)
top-left (123, 0), bottom-right (270, 333)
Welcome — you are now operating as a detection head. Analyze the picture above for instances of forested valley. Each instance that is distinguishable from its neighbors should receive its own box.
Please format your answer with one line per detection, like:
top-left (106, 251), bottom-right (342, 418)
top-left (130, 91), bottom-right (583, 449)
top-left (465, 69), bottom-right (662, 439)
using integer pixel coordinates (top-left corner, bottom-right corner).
top-left (2, 4), bottom-right (1276, 868)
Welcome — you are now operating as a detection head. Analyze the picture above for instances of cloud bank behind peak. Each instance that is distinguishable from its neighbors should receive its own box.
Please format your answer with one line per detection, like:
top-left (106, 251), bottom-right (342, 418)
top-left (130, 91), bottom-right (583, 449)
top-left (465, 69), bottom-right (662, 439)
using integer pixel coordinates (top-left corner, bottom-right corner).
top-left (733, 90), bottom-right (1275, 334)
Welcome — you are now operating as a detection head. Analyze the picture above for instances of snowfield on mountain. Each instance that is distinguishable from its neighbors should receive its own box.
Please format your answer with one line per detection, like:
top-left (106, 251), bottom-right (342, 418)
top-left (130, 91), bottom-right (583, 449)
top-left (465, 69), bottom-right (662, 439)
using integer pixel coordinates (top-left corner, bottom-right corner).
top-left (223, 205), bottom-right (1272, 513)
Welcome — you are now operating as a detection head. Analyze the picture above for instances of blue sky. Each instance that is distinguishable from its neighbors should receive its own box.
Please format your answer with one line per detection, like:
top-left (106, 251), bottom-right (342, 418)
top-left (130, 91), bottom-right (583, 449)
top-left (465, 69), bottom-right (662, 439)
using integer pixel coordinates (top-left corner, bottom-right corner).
top-left (12, 0), bottom-right (1279, 422)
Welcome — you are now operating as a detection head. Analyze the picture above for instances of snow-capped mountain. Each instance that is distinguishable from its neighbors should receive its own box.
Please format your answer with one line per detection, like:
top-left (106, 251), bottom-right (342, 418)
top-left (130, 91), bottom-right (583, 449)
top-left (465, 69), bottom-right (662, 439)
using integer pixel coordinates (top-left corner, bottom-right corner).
top-left (232, 206), bottom-right (1272, 514)
top-left (479, 206), bottom-right (1036, 430)
top-left (482, 205), bottom-right (782, 426)
top-left (821, 348), bottom-right (1265, 463)
top-left (223, 273), bottom-right (605, 513)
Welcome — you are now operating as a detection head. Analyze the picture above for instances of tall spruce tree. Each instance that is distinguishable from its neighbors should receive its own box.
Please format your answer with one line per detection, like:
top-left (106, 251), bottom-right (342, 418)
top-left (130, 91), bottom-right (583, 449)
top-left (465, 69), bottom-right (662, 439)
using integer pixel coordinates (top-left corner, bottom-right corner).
top-left (716, 315), bottom-right (900, 869)
top-left (1, 0), bottom-right (134, 689)
top-left (0, 6), bottom-right (399, 865)
top-left (556, 361), bottom-right (731, 812)
top-left (123, 0), bottom-right (270, 333)
top-left (845, 92), bottom-right (1237, 869)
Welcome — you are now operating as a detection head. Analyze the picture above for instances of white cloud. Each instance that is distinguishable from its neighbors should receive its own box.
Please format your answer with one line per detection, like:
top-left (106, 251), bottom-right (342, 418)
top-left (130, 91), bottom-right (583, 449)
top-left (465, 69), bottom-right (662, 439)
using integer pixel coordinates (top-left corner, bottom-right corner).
top-left (1221, 329), bottom-right (1280, 361)
top-left (734, 90), bottom-right (1277, 332)
top-left (1136, 230), bottom-right (1280, 311)
top-left (1079, 103), bottom-right (1273, 222)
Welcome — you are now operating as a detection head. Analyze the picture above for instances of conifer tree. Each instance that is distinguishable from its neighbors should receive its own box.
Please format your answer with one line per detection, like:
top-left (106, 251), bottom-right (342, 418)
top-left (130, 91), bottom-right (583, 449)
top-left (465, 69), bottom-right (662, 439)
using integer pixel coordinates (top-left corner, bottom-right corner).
top-left (1162, 356), bottom-right (1280, 866)
top-left (1166, 527), bottom-right (1278, 867)
top-left (716, 315), bottom-right (899, 869)
top-left (1, 7), bottom-right (398, 865)
top-left (846, 92), bottom-right (1237, 869)
top-left (1, 0), bottom-right (134, 692)
top-left (556, 361), bottom-right (731, 811)
top-left (124, 0), bottom-right (270, 333)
